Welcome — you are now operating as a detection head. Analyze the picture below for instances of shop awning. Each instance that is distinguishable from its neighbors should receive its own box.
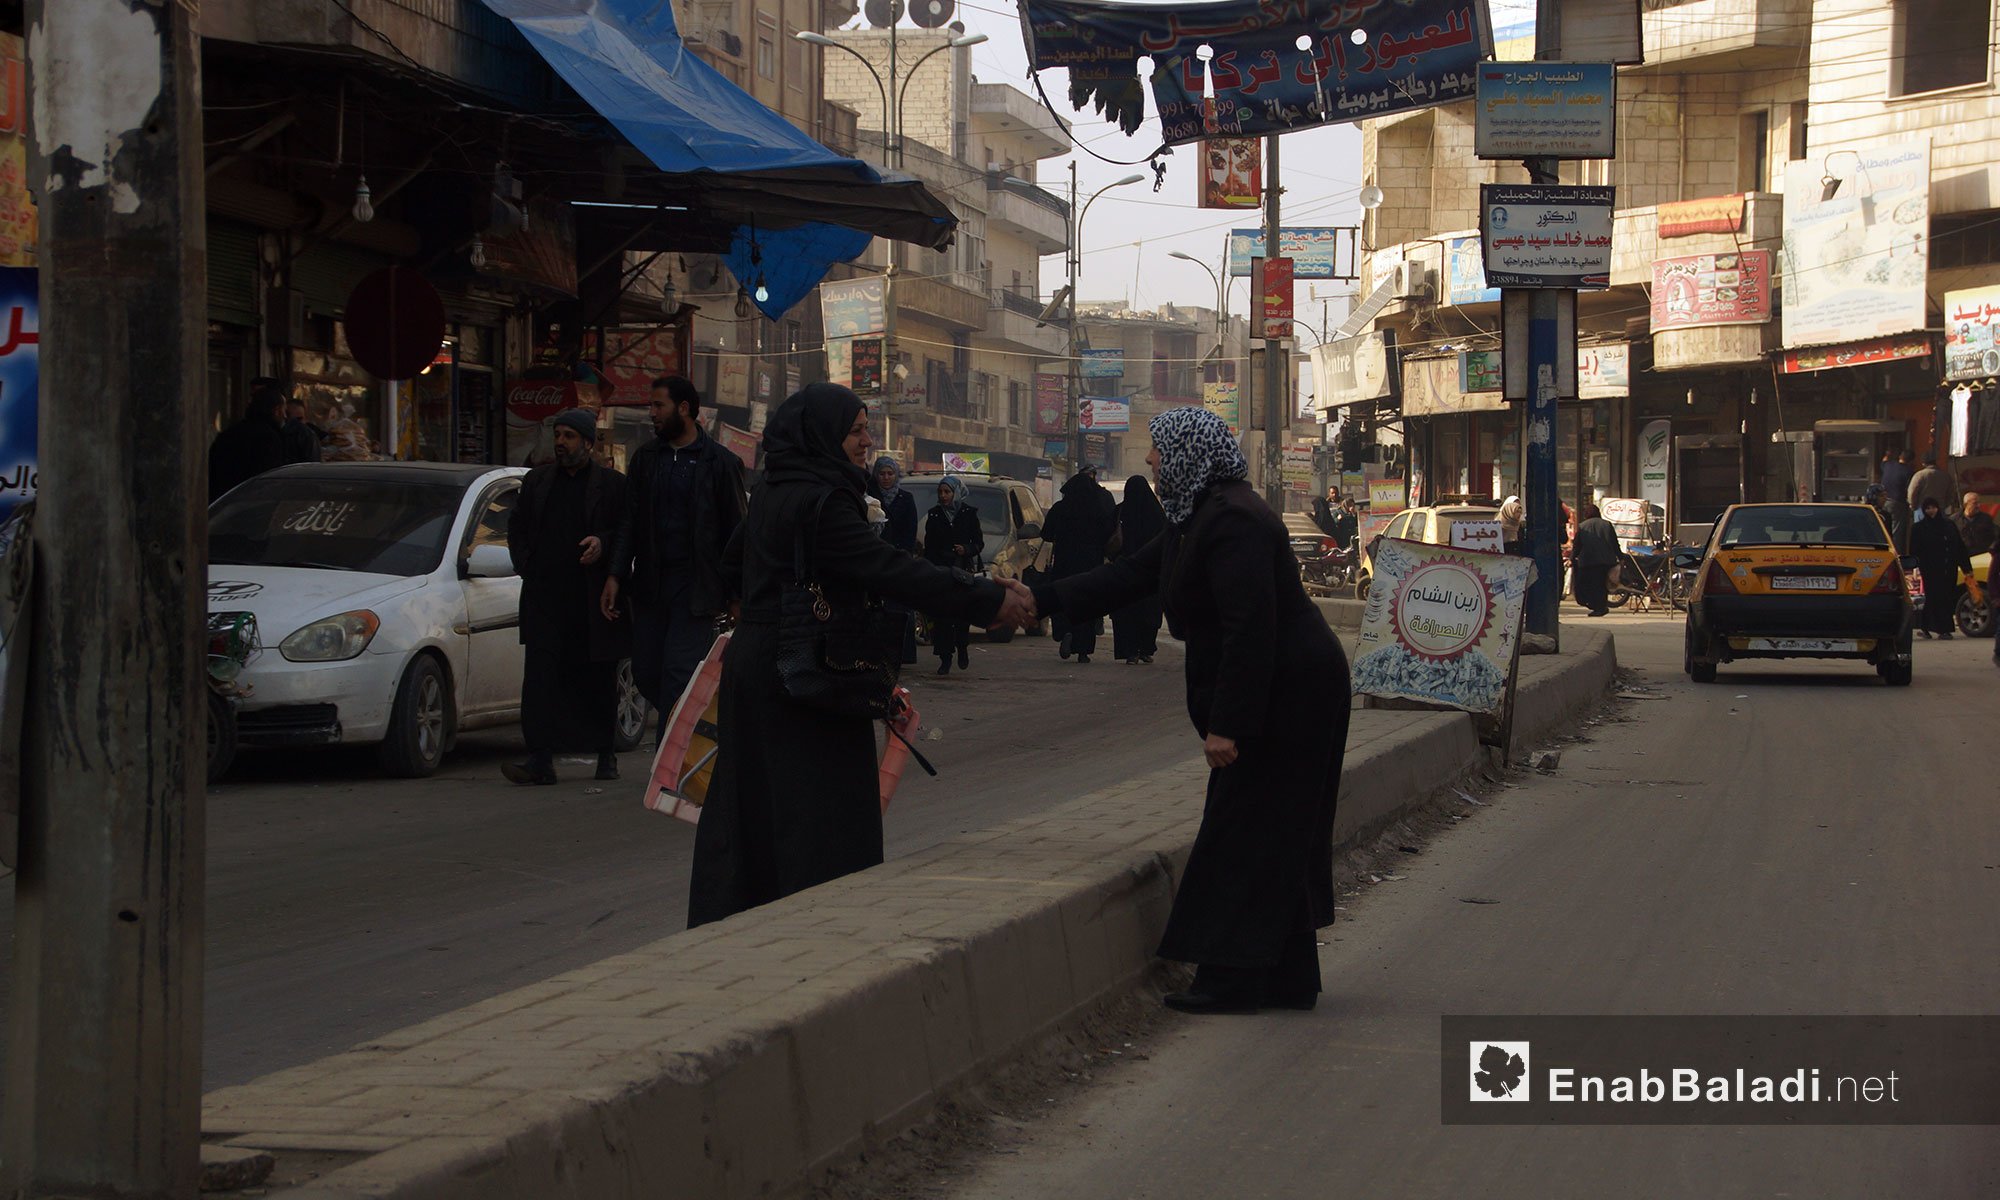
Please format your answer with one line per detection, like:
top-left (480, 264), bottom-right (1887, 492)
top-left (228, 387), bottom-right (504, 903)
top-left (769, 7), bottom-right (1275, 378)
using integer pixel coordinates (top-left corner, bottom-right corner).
top-left (480, 0), bottom-right (955, 318)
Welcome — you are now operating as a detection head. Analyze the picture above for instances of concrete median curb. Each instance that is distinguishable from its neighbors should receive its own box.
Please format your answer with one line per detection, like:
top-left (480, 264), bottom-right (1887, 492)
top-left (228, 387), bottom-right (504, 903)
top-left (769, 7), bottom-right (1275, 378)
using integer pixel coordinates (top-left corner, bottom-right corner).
top-left (209, 628), bottom-right (1615, 1199)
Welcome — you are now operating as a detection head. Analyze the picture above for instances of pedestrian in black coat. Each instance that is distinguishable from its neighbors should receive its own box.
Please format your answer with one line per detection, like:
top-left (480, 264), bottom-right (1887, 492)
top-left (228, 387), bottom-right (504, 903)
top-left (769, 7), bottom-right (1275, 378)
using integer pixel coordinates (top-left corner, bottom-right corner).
top-left (504, 409), bottom-right (633, 784)
top-left (602, 377), bottom-right (748, 734)
top-left (1111, 474), bottom-right (1166, 664)
top-left (1029, 407), bottom-right (1349, 1015)
top-left (208, 386), bottom-right (288, 501)
top-left (1912, 496), bottom-right (1974, 638)
top-left (1043, 466), bottom-right (1118, 662)
top-left (279, 396), bottom-right (322, 466)
top-left (687, 385), bottom-right (1030, 928)
top-left (871, 455), bottom-right (919, 554)
top-left (923, 474), bottom-right (984, 674)
top-left (1570, 503), bottom-right (1621, 616)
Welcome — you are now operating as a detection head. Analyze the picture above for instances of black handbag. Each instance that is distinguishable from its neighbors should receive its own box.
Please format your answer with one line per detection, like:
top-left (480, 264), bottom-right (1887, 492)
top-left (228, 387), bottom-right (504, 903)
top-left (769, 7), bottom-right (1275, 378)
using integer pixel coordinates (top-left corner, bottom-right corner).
top-left (777, 491), bottom-right (907, 718)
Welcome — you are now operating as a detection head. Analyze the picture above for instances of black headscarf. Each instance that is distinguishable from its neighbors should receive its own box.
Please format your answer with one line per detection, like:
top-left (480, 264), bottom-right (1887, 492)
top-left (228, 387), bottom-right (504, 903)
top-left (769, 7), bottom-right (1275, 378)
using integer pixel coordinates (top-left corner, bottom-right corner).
top-left (1118, 473), bottom-right (1167, 555)
top-left (761, 384), bottom-right (867, 494)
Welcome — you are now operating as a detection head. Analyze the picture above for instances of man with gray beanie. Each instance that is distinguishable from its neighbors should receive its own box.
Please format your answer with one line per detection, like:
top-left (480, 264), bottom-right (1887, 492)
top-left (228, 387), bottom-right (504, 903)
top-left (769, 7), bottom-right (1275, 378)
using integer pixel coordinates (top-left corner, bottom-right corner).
top-left (504, 408), bottom-right (631, 784)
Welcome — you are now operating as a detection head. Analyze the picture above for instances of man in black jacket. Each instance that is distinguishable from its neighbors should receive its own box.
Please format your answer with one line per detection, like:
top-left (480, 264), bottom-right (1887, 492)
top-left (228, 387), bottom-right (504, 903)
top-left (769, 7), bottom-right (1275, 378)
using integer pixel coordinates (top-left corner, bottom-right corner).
top-left (506, 410), bottom-right (631, 784)
top-left (602, 376), bottom-right (747, 733)
top-left (208, 382), bottom-right (288, 501)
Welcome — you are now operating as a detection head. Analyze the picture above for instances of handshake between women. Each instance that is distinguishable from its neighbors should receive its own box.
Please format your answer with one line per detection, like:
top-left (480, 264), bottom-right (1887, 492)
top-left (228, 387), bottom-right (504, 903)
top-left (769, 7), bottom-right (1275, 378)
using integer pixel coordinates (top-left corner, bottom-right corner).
top-left (988, 576), bottom-right (1039, 632)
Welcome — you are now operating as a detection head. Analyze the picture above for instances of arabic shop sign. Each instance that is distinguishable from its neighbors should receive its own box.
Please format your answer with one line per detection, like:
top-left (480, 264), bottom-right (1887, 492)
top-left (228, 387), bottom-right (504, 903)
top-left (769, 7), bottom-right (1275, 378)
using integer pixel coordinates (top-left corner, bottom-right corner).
top-left (1259, 257), bottom-right (1295, 340)
top-left (1779, 334), bottom-right (1932, 375)
top-left (1033, 370), bottom-right (1066, 434)
top-left (1352, 538), bottom-right (1532, 716)
top-left (1480, 184), bottom-right (1614, 288)
top-left (1474, 62), bottom-right (1616, 159)
top-left (1311, 329), bottom-right (1398, 411)
top-left (1779, 137), bottom-right (1930, 349)
top-left (1446, 234), bottom-right (1499, 304)
top-left (1022, 0), bottom-right (1490, 147)
top-left (1651, 250), bottom-right (1772, 330)
top-left (1658, 193), bottom-right (1745, 238)
top-left (1227, 227), bottom-right (1350, 278)
top-left (1945, 284), bottom-right (2000, 382)
top-left (1078, 398), bottom-right (1131, 432)
top-left (1081, 348), bottom-right (1125, 378)
top-left (1199, 137), bottom-right (1262, 209)
top-left (0, 267), bottom-right (34, 519)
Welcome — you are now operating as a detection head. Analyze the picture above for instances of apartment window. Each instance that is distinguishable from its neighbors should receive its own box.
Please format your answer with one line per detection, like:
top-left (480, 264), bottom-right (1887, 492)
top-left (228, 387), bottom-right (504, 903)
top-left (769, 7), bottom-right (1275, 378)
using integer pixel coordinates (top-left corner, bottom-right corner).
top-left (786, 29), bottom-right (804, 89)
top-left (757, 35), bottom-right (776, 79)
top-left (1931, 211), bottom-right (2000, 269)
top-left (1891, 0), bottom-right (1991, 96)
top-left (1008, 380), bottom-right (1024, 428)
top-left (1739, 111), bottom-right (1769, 193)
top-left (1788, 102), bottom-right (1809, 162)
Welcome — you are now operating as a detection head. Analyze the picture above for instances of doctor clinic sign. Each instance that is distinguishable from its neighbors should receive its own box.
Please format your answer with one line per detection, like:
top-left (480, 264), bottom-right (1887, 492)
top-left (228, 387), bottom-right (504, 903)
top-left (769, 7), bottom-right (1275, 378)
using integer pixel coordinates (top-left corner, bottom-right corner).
top-left (1352, 539), bottom-right (1533, 716)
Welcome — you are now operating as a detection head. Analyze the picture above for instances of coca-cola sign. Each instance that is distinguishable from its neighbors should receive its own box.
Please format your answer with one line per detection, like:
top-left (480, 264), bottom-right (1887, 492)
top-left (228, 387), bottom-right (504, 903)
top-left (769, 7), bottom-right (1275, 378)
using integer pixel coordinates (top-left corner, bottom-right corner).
top-left (506, 381), bottom-right (575, 422)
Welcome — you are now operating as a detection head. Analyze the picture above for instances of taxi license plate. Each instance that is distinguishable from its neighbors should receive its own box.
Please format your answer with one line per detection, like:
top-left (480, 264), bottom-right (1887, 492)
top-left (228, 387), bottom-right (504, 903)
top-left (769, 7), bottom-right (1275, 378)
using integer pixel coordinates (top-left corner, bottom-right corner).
top-left (1742, 638), bottom-right (1859, 652)
top-left (1770, 575), bottom-right (1837, 590)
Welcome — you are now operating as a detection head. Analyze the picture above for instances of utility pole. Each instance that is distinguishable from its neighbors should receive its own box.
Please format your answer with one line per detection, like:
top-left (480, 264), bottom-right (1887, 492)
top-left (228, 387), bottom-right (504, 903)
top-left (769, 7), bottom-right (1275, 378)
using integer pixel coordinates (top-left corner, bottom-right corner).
top-left (1520, 0), bottom-right (1567, 642)
top-left (5, 5), bottom-right (208, 1196)
top-left (1067, 160), bottom-right (1080, 475)
top-left (1261, 134), bottom-right (1285, 506)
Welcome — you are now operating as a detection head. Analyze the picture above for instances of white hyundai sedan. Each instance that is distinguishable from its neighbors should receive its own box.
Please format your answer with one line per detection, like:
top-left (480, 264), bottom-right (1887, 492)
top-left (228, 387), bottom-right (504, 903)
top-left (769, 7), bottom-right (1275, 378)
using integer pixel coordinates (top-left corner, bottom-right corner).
top-left (207, 461), bottom-right (645, 777)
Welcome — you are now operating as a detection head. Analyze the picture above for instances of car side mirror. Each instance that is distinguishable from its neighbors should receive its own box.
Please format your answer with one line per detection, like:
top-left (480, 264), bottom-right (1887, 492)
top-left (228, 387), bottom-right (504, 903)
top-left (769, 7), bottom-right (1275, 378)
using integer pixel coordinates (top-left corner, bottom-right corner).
top-left (465, 544), bottom-right (517, 579)
top-left (1673, 550), bottom-right (1702, 568)
top-left (1016, 521), bottom-right (1042, 540)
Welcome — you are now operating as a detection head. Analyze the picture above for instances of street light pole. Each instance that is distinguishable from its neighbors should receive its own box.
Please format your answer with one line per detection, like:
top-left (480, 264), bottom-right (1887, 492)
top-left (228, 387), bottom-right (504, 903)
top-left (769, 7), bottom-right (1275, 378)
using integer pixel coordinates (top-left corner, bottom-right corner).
top-left (1068, 169), bottom-right (1145, 474)
top-left (896, 33), bottom-right (987, 168)
top-left (1168, 250), bottom-right (1225, 355)
top-left (795, 32), bottom-right (887, 167)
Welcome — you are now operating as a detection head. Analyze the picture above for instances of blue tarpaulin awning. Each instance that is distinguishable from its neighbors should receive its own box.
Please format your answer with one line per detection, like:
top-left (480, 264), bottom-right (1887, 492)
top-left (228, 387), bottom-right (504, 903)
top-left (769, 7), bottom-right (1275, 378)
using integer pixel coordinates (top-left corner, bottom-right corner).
top-left (481, 0), bottom-right (955, 318)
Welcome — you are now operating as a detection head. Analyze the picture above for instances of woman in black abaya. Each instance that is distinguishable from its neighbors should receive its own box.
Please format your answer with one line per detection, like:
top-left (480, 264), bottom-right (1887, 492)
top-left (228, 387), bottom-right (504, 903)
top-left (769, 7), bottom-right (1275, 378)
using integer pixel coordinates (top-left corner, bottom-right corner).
top-left (1029, 407), bottom-right (1349, 1014)
top-left (688, 385), bottom-right (1021, 927)
top-left (1110, 474), bottom-right (1167, 664)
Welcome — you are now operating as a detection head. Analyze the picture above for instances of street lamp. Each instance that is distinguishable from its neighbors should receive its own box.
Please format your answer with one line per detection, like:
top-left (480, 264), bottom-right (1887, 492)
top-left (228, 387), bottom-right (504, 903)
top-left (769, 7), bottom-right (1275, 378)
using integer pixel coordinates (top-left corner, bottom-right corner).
top-left (1067, 170), bottom-right (1146, 471)
top-left (1169, 249), bottom-right (1228, 352)
top-left (795, 31), bottom-right (886, 166)
top-left (896, 33), bottom-right (987, 167)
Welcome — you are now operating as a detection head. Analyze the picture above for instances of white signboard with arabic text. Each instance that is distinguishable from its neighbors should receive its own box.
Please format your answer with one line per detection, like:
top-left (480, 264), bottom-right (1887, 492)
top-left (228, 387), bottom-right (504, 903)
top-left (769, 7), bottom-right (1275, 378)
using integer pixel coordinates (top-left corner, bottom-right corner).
top-left (1480, 185), bottom-right (1614, 289)
top-left (1352, 539), bottom-right (1533, 717)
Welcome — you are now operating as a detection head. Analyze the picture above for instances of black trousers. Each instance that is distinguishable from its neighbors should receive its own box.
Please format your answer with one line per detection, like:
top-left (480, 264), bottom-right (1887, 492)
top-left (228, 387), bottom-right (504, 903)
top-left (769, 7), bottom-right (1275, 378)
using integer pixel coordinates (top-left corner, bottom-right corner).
top-left (632, 583), bottom-right (717, 731)
top-left (520, 648), bottom-right (618, 754)
top-left (1573, 561), bottom-right (1611, 611)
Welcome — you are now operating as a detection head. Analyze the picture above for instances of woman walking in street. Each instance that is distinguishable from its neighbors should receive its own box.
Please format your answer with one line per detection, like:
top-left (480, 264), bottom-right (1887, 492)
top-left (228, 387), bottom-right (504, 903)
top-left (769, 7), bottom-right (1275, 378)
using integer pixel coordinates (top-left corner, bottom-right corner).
top-left (1027, 407), bottom-right (1349, 1014)
top-left (923, 474), bottom-right (984, 674)
top-left (1911, 495), bottom-right (1973, 640)
top-left (687, 387), bottom-right (1029, 927)
top-left (872, 455), bottom-right (918, 553)
top-left (1111, 473), bottom-right (1167, 664)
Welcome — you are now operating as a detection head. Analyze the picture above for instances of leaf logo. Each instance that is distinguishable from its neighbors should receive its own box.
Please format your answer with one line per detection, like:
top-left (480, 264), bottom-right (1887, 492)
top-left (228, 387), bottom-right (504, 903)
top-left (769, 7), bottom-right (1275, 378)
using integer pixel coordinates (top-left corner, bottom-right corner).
top-left (1469, 1041), bottom-right (1530, 1101)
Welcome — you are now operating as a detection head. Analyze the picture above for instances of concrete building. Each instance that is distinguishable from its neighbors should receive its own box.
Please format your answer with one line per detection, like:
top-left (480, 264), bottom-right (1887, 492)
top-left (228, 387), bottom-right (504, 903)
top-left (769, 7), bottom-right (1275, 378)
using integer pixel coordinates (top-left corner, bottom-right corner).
top-left (816, 22), bottom-right (1075, 482)
top-left (1341, 0), bottom-right (2000, 534)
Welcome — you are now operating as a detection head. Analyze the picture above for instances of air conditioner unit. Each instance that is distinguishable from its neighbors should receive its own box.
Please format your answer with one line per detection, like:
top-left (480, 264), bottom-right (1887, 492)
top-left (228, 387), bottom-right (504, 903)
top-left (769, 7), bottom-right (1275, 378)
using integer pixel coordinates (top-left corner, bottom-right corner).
top-left (1393, 263), bottom-right (1437, 302)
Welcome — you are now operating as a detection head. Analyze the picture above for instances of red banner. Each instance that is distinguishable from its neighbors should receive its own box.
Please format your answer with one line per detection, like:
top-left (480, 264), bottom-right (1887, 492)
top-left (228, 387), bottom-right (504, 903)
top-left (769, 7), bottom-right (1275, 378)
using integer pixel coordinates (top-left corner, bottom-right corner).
top-left (1198, 137), bottom-right (1261, 209)
top-left (1780, 334), bottom-right (1933, 374)
top-left (1258, 257), bottom-right (1294, 340)
top-left (1651, 250), bottom-right (1772, 330)
top-left (1033, 370), bottom-right (1066, 434)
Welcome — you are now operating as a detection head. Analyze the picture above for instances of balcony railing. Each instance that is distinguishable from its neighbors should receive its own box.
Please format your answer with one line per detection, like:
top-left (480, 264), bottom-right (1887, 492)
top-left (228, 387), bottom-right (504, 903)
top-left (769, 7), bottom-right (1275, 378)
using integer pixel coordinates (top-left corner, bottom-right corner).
top-left (993, 287), bottom-right (1066, 325)
top-left (985, 172), bottom-right (1070, 219)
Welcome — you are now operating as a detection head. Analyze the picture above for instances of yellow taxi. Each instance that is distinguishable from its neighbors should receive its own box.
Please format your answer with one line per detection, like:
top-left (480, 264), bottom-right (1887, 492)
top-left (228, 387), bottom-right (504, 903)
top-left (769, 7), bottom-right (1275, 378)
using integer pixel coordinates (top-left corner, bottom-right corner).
top-left (1356, 501), bottom-right (1502, 600)
top-left (1680, 503), bottom-right (1914, 685)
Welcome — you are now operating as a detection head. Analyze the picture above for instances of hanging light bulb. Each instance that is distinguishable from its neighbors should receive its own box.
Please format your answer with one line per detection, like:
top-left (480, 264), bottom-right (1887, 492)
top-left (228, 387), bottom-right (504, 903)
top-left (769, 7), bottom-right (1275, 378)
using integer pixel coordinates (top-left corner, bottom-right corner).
top-left (470, 238), bottom-right (487, 270)
top-left (735, 289), bottom-right (754, 319)
top-left (753, 281), bottom-right (770, 304)
top-left (352, 176), bottom-right (375, 223)
top-left (660, 277), bottom-right (677, 315)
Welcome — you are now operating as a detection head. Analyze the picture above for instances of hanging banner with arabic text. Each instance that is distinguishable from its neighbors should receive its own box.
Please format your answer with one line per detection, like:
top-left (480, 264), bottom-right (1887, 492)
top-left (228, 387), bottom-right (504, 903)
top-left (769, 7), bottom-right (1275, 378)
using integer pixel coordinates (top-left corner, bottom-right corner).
top-left (1351, 538), bottom-right (1531, 717)
top-left (0, 268), bottom-right (34, 519)
top-left (1021, 0), bottom-right (1492, 147)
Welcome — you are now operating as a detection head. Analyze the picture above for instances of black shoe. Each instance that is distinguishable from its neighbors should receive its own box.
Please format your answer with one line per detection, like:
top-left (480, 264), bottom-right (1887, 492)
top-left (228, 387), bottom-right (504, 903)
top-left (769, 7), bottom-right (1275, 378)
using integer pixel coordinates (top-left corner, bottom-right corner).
top-left (595, 753), bottom-right (620, 781)
top-left (958, 648), bottom-right (969, 669)
top-left (1940, 631), bottom-right (1954, 640)
top-left (1077, 653), bottom-right (1091, 663)
top-left (1589, 607), bottom-right (1609, 617)
top-left (1140, 654), bottom-right (1154, 664)
top-left (1163, 989), bottom-right (1260, 1015)
top-left (1918, 629), bottom-right (1934, 639)
top-left (1059, 632), bottom-right (1073, 660)
top-left (502, 759), bottom-right (557, 786)
top-left (1127, 657), bottom-right (1139, 665)
top-left (937, 660), bottom-right (951, 675)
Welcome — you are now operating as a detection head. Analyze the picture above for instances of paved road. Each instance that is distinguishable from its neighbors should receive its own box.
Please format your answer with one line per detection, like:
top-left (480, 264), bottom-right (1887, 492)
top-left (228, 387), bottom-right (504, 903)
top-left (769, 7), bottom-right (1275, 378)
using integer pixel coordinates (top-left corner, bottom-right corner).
top-left (942, 613), bottom-right (2000, 1199)
top-left (0, 630), bottom-right (1207, 1090)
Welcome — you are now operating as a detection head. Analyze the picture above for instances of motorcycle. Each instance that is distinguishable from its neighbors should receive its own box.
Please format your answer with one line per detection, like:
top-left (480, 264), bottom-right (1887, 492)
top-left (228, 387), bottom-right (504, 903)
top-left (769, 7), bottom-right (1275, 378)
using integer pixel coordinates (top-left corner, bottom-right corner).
top-left (1293, 535), bottom-right (1356, 592)
top-left (207, 611), bottom-right (257, 784)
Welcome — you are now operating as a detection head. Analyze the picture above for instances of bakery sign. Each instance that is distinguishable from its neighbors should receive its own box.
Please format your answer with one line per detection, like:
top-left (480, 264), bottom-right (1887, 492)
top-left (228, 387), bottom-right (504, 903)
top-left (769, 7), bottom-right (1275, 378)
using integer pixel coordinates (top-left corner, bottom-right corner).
top-left (1351, 538), bottom-right (1534, 718)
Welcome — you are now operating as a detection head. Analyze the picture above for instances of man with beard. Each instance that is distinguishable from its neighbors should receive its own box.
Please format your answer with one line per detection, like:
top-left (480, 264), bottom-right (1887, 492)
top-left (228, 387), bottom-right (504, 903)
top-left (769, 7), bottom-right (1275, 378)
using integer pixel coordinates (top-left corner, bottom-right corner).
top-left (1041, 464), bottom-right (1118, 662)
top-left (602, 376), bottom-right (748, 737)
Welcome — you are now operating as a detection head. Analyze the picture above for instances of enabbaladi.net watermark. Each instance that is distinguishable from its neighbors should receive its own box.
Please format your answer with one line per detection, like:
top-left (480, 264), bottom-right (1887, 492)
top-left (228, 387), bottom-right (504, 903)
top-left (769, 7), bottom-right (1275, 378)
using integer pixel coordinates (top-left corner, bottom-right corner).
top-left (1440, 1016), bottom-right (2000, 1125)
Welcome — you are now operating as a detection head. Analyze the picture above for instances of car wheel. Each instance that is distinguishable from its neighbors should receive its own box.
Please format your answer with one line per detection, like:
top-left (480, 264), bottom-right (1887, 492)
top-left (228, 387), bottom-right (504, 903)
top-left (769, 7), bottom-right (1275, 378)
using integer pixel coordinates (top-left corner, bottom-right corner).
top-left (1955, 592), bottom-right (1995, 638)
top-left (986, 624), bottom-right (1016, 643)
top-left (378, 654), bottom-right (451, 778)
top-left (1605, 588), bottom-right (1631, 609)
top-left (206, 687), bottom-right (237, 785)
top-left (1685, 624), bottom-right (1717, 682)
top-left (1354, 571), bottom-right (1371, 602)
top-left (1878, 660), bottom-right (1913, 686)
top-left (613, 658), bottom-right (648, 751)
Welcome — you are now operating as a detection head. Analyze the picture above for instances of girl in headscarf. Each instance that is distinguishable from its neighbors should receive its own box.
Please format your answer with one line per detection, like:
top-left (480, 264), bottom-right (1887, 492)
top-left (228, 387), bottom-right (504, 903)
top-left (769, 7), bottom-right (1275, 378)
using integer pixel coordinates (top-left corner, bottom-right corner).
top-left (1027, 407), bottom-right (1350, 1014)
top-left (1910, 495), bottom-right (1973, 639)
top-left (1111, 474), bottom-right (1167, 664)
top-left (1500, 495), bottom-right (1527, 557)
top-left (871, 455), bottom-right (918, 553)
top-left (922, 474), bottom-right (985, 674)
top-left (688, 385), bottom-right (1021, 927)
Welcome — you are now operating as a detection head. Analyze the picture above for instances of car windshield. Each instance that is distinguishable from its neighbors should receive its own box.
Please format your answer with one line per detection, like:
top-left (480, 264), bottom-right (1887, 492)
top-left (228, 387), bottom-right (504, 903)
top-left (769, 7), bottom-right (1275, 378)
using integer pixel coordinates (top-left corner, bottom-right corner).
top-left (958, 487), bottom-right (1011, 539)
top-left (1717, 506), bottom-right (1889, 549)
top-left (210, 475), bottom-right (466, 576)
